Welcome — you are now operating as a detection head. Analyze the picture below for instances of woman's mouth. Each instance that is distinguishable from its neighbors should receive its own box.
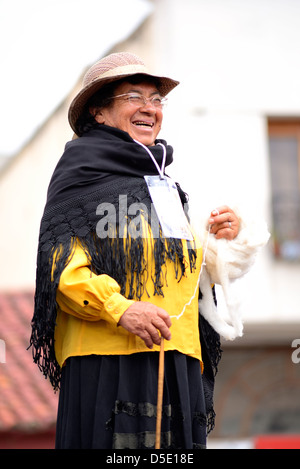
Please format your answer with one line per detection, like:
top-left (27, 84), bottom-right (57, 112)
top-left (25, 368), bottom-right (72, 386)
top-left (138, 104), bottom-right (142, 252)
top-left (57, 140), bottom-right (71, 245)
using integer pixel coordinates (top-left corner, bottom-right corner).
top-left (132, 121), bottom-right (154, 128)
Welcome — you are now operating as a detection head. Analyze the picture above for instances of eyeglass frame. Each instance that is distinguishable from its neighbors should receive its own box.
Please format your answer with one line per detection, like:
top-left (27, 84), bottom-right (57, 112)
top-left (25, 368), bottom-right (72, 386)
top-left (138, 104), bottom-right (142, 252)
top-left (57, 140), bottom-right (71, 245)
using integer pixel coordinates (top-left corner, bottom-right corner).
top-left (108, 92), bottom-right (168, 109)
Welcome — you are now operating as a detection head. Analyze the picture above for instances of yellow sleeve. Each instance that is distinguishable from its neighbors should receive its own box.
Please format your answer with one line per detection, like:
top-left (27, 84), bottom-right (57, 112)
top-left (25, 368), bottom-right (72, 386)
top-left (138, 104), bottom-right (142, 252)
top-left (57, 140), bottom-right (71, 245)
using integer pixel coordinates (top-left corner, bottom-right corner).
top-left (56, 240), bottom-right (134, 324)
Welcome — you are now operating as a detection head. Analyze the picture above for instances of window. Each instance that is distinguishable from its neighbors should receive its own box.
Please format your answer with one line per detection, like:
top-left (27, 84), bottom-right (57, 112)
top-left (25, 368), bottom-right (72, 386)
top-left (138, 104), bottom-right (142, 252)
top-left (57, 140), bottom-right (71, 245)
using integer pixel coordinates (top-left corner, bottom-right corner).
top-left (268, 119), bottom-right (300, 261)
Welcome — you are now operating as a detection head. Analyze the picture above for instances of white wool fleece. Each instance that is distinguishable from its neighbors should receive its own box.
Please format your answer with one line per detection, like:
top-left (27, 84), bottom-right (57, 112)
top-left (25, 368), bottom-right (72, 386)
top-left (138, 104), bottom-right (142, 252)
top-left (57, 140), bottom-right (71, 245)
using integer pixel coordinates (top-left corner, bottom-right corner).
top-left (194, 208), bottom-right (270, 341)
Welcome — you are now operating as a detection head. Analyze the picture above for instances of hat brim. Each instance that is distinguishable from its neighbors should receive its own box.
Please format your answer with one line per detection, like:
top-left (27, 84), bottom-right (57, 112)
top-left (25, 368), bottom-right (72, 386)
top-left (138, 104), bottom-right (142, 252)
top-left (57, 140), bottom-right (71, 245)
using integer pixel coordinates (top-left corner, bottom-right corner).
top-left (68, 72), bottom-right (179, 134)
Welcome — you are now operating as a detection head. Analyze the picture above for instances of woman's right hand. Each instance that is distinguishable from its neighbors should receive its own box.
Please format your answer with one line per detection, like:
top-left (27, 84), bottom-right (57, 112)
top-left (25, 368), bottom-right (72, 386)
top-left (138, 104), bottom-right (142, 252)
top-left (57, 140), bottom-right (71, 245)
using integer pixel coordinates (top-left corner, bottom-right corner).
top-left (118, 302), bottom-right (172, 349)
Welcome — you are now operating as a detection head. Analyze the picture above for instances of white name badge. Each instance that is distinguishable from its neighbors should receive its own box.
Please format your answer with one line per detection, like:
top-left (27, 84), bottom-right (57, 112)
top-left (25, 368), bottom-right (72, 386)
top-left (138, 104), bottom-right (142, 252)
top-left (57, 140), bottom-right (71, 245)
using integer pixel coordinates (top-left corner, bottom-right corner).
top-left (144, 175), bottom-right (193, 240)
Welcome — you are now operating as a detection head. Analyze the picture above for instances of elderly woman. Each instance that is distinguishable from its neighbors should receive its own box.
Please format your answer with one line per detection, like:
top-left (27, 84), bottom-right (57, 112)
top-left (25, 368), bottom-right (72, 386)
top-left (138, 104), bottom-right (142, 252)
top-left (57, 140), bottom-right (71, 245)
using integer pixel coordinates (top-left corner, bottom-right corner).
top-left (30, 52), bottom-right (267, 449)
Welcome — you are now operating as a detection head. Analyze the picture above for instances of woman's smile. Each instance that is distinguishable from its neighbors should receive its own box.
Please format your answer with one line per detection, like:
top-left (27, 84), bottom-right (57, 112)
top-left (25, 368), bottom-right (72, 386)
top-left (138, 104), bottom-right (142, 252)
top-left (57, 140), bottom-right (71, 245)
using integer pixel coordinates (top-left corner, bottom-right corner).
top-left (92, 82), bottom-right (163, 146)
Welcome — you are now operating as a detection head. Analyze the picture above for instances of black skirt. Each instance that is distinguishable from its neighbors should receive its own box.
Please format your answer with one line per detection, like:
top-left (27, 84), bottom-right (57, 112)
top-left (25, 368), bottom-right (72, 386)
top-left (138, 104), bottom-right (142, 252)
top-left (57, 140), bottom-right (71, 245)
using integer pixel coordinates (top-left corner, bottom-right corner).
top-left (55, 351), bottom-right (207, 449)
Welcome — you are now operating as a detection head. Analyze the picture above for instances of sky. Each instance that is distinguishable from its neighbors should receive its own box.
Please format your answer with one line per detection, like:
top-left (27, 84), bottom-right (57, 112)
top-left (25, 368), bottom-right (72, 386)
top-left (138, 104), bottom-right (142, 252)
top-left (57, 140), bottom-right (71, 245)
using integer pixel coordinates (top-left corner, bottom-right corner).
top-left (0, 0), bottom-right (152, 162)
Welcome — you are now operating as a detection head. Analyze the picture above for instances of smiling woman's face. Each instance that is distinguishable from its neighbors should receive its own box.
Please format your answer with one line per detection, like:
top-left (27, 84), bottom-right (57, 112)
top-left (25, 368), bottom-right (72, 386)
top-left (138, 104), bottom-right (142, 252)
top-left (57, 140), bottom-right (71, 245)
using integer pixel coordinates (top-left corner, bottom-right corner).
top-left (90, 81), bottom-right (164, 146)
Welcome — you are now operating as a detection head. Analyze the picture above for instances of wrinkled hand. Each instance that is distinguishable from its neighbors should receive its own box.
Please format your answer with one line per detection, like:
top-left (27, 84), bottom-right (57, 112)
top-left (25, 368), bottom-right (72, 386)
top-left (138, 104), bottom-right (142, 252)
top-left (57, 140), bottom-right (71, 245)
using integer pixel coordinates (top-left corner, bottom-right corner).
top-left (118, 302), bottom-right (172, 349)
top-left (208, 205), bottom-right (239, 240)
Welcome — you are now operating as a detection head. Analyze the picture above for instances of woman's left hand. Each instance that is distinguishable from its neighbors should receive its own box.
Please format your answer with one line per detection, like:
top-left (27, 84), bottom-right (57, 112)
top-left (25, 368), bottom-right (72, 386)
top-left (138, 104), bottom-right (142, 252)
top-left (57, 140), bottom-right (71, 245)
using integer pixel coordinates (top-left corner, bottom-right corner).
top-left (208, 205), bottom-right (239, 240)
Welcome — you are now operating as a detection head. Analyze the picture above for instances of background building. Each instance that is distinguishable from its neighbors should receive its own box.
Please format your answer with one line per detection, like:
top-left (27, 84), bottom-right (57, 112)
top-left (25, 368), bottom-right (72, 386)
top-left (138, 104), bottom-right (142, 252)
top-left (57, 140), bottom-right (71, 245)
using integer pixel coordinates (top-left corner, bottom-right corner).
top-left (0, 0), bottom-right (299, 448)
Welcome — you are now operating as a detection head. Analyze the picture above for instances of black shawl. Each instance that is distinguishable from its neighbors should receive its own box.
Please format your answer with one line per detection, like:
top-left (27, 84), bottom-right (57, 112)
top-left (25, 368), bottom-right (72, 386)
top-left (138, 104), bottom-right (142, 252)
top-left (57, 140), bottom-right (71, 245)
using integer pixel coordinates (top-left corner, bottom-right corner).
top-left (29, 125), bottom-right (221, 431)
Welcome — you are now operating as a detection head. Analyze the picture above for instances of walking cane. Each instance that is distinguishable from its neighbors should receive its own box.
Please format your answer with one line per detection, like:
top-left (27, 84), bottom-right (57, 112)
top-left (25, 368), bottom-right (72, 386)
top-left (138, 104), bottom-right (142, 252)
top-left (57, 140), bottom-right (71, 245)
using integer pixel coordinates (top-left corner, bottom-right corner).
top-left (155, 337), bottom-right (165, 449)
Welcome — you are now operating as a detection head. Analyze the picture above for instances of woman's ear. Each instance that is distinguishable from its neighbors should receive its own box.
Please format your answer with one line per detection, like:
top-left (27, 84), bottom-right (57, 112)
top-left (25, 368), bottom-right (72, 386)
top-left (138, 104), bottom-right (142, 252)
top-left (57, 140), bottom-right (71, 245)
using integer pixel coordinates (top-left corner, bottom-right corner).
top-left (89, 106), bottom-right (105, 124)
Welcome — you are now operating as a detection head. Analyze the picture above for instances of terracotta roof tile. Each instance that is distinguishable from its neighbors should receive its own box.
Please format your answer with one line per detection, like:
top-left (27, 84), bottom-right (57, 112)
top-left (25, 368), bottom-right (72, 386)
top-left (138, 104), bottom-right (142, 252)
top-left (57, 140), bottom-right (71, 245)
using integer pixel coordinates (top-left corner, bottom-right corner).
top-left (0, 291), bottom-right (58, 432)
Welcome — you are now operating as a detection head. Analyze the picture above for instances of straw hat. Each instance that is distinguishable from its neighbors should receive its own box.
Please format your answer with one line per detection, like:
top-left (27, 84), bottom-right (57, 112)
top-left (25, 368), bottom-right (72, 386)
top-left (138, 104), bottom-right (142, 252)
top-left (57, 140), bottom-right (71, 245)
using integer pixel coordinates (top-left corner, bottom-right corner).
top-left (68, 52), bottom-right (179, 134)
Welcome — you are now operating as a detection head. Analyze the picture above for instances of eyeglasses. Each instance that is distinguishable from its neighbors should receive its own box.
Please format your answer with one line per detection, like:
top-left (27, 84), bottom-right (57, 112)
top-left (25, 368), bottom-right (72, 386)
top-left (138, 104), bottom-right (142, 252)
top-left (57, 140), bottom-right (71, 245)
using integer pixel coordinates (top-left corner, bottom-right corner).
top-left (109, 93), bottom-right (168, 109)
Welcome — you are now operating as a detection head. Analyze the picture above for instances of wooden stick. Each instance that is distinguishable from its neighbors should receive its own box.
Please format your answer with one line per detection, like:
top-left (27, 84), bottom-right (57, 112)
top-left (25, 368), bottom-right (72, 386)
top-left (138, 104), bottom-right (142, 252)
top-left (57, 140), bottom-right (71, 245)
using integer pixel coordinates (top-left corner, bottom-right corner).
top-left (155, 337), bottom-right (165, 449)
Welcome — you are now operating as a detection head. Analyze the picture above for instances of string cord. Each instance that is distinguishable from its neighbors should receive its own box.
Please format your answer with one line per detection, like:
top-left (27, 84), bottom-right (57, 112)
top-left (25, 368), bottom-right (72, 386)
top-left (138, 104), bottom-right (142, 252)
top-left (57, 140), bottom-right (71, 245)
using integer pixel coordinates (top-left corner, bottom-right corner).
top-left (133, 140), bottom-right (166, 178)
top-left (170, 225), bottom-right (211, 320)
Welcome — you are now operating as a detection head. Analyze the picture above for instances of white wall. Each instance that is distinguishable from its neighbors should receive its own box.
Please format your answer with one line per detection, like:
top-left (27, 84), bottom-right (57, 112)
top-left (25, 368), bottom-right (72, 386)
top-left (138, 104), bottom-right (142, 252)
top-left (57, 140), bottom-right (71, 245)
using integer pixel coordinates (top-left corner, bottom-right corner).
top-left (0, 96), bottom-right (75, 290)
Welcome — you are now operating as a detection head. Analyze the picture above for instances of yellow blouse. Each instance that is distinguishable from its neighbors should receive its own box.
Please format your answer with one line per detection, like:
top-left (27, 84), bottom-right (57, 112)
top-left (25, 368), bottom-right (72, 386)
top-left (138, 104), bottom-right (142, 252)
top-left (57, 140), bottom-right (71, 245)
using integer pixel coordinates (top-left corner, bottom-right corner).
top-left (54, 234), bottom-right (203, 370)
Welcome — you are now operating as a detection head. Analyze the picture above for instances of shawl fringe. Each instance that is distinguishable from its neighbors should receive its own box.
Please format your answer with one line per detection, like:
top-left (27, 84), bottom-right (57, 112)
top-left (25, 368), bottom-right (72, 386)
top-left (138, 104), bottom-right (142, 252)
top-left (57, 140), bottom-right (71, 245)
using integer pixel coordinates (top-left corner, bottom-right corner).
top-left (29, 177), bottom-right (197, 390)
top-left (199, 286), bottom-right (222, 433)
